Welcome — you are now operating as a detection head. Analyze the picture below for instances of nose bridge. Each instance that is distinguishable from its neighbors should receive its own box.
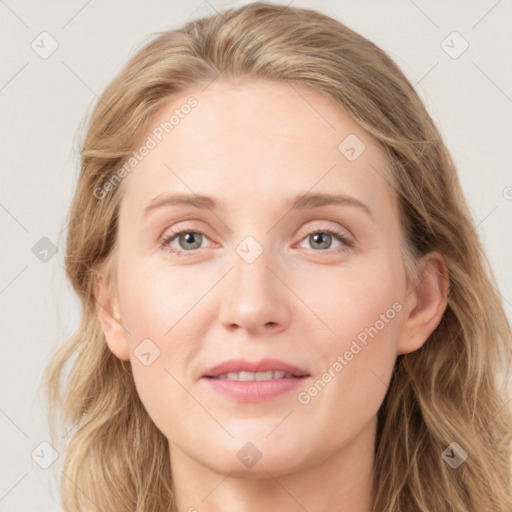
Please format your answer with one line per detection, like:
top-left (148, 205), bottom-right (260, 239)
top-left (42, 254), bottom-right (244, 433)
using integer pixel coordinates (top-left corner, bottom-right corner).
top-left (218, 233), bottom-right (290, 333)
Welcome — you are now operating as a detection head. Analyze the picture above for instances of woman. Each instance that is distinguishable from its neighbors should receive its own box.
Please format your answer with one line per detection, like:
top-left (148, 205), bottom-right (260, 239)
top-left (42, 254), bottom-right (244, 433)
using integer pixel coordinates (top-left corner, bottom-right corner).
top-left (43, 2), bottom-right (512, 511)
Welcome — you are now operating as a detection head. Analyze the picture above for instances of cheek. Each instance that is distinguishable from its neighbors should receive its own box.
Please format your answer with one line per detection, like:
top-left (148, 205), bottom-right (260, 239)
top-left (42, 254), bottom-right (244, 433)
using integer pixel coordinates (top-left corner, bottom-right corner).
top-left (315, 257), bottom-right (404, 354)
top-left (116, 261), bottom-right (209, 436)
top-left (126, 323), bottom-right (199, 441)
top-left (301, 259), bottom-right (404, 411)
top-left (119, 259), bottom-right (201, 341)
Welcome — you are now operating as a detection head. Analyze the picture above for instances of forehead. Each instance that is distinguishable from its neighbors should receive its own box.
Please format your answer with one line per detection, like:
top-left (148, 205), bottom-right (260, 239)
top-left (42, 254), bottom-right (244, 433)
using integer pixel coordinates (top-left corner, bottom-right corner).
top-left (119, 78), bottom-right (397, 221)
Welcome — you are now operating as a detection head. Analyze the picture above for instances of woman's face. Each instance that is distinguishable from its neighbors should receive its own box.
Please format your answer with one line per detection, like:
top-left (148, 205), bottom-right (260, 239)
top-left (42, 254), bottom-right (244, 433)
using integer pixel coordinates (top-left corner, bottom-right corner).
top-left (99, 78), bottom-right (442, 478)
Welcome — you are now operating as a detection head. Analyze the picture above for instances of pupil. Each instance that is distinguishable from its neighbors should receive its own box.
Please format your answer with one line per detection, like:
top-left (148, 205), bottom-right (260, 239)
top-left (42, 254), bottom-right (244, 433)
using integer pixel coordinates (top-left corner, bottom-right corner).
top-left (312, 233), bottom-right (330, 249)
top-left (181, 232), bottom-right (200, 249)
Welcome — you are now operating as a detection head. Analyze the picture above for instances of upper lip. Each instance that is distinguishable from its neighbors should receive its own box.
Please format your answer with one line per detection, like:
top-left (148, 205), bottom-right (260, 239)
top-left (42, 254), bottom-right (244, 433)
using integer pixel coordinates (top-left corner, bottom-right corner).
top-left (202, 358), bottom-right (310, 378)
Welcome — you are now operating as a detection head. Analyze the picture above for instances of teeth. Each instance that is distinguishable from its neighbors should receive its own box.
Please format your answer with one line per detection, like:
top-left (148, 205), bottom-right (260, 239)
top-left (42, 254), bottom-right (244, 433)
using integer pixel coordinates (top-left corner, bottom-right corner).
top-left (255, 371), bottom-right (274, 381)
top-left (216, 371), bottom-right (293, 381)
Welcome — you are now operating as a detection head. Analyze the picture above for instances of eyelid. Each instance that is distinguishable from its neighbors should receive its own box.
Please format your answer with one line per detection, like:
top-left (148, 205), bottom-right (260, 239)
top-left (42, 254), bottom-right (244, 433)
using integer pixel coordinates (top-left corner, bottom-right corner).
top-left (296, 220), bottom-right (351, 238)
top-left (159, 220), bottom-right (213, 242)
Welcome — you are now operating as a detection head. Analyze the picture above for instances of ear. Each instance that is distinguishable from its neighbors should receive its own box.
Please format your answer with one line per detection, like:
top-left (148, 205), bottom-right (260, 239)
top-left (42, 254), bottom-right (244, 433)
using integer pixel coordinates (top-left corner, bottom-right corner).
top-left (93, 261), bottom-right (130, 361)
top-left (396, 251), bottom-right (450, 355)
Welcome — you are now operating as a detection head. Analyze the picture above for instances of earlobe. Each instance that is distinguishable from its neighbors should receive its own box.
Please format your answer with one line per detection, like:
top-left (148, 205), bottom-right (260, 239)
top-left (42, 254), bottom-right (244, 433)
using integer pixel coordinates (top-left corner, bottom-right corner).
top-left (94, 267), bottom-right (130, 361)
top-left (396, 252), bottom-right (450, 355)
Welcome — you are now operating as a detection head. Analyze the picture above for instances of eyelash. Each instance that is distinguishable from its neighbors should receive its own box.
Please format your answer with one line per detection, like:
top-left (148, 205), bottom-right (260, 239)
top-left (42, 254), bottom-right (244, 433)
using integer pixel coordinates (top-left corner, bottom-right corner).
top-left (158, 225), bottom-right (353, 257)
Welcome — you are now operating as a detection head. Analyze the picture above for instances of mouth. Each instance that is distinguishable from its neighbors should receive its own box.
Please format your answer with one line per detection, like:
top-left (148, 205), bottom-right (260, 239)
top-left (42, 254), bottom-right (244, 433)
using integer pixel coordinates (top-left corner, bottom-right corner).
top-left (208, 370), bottom-right (305, 381)
top-left (202, 357), bottom-right (310, 379)
top-left (202, 358), bottom-right (311, 401)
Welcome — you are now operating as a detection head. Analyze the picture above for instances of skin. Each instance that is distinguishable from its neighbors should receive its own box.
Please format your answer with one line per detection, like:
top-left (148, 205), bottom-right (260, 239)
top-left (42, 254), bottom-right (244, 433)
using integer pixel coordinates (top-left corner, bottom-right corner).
top-left (96, 78), bottom-right (449, 512)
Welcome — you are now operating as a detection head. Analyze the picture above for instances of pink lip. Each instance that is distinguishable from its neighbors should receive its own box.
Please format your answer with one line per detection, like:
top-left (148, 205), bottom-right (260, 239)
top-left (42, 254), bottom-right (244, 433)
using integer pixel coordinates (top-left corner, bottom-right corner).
top-left (201, 358), bottom-right (311, 402)
top-left (204, 377), bottom-right (309, 401)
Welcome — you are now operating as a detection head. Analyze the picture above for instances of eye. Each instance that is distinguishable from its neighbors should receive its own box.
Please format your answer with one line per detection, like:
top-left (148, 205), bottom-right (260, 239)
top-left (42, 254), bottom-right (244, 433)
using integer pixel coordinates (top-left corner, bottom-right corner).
top-left (159, 229), bottom-right (211, 257)
top-left (298, 227), bottom-right (353, 252)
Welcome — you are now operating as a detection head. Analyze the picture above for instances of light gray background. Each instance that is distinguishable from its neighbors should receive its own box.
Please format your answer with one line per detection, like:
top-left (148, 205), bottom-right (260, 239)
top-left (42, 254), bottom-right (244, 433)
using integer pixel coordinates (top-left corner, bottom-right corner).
top-left (1, 0), bottom-right (511, 509)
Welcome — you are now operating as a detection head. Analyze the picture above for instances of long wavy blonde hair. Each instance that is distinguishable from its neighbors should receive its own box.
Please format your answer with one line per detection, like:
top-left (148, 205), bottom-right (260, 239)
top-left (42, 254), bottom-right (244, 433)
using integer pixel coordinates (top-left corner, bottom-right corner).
top-left (42, 2), bottom-right (512, 510)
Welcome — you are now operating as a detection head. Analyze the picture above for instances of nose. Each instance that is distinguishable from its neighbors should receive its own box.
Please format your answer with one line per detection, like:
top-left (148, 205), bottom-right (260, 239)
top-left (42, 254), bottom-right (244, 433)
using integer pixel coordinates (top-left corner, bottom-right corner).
top-left (218, 244), bottom-right (291, 335)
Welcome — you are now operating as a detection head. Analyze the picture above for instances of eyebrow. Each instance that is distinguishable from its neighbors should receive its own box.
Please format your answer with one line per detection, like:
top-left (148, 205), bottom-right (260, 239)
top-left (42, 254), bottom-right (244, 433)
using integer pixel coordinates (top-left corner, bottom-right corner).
top-left (143, 192), bottom-right (373, 219)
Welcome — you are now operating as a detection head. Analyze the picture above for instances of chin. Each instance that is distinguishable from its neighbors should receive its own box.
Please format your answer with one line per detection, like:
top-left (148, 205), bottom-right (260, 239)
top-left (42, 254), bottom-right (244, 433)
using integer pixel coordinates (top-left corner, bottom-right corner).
top-left (199, 437), bottom-right (312, 478)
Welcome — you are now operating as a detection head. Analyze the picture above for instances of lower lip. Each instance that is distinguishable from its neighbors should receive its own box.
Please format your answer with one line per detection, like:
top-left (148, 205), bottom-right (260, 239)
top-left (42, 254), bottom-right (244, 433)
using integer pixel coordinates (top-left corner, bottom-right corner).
top-left (202, 376), bottom-right (310, 401)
